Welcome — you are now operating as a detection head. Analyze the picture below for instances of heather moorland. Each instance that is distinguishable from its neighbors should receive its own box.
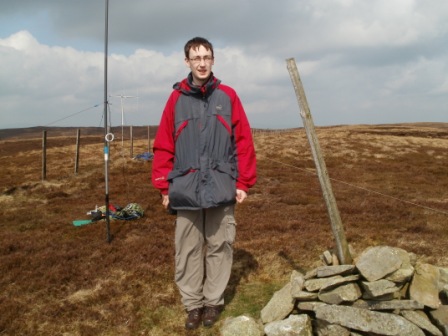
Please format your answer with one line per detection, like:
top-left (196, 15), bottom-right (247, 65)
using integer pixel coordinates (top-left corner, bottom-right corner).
top-left (1, 123), bottom-right (447, 335)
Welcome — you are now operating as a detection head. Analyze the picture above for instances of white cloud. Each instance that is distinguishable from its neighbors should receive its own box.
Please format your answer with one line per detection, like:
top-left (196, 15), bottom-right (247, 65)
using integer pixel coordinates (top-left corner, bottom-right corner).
top-left (0, 1), bottom-right (447, 129)
top-left (0, 31), bottom-right (104, 127)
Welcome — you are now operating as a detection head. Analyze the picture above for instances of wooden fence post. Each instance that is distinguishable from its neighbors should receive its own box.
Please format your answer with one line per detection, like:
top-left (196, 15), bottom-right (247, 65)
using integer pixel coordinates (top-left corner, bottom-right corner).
top-left (147, 126), bottom-right (151, 152)
top-left (286, 57), bottom-right (353, 265)
top-left (42, 130), bottom-right (47, 181)
top-left (75, 129), bottom-right (81, 174)
top-left (130, 125), bottom-right (133, 158)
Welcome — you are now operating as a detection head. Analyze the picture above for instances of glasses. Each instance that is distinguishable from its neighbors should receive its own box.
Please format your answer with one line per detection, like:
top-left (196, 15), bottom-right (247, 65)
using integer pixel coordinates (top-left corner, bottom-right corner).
top-left (189, 55), bottom-right (214, 64)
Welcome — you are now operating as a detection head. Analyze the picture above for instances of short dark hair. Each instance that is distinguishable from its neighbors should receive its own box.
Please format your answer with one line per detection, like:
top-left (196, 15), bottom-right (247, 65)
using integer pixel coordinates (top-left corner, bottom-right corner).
top-left (184, 37), bottom-right (214, 58)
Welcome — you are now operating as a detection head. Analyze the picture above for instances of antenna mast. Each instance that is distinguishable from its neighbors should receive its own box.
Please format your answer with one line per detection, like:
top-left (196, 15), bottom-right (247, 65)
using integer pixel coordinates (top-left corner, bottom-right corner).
top-left (110, 94), bottom-right (138, 148)
top-left (103, 0), bottom-right (112, 243)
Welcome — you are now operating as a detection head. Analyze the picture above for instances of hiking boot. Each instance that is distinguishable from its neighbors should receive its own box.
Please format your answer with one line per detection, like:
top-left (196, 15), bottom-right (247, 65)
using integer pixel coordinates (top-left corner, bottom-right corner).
top-left (185, 308), bottom-right (203, 330)
top-left (202, 305), bottom-right (222, 327)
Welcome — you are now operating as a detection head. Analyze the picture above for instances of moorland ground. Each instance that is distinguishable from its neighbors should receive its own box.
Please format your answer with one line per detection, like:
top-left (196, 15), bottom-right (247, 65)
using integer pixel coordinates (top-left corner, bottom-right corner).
top-left (1, 123), bottom-right (447, 335)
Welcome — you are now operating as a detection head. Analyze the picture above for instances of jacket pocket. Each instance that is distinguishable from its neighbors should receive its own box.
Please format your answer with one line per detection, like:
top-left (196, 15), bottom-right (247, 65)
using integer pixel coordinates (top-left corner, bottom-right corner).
top-left (210, 162), bottom-right (236, 205)
top-left (168, 170), bottom-right (200, 209)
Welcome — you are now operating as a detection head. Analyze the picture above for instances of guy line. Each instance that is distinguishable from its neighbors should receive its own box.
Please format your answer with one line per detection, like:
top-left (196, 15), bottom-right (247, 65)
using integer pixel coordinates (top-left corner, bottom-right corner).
top-left (265, 158), bottom-right (448, 216)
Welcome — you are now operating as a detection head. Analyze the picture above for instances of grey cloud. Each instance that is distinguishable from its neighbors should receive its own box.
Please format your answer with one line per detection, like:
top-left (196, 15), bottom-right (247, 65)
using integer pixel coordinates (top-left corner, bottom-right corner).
top-left (1, 0), bottom-right (447, 129)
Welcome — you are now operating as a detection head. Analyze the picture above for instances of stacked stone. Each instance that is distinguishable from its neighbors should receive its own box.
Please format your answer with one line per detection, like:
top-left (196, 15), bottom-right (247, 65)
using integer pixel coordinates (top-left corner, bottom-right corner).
top-left (220, 246), bottom-right (448, 336)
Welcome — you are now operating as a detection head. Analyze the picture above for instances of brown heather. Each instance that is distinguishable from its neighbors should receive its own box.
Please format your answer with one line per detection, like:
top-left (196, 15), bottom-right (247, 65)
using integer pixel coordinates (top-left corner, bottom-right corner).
top-left (0, 123), bottom-right (447, 335)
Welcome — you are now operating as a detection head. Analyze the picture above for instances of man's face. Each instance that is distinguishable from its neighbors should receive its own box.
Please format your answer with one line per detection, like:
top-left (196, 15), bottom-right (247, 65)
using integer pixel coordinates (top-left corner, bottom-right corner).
top-left (185, 45), bottom-right (214, 86)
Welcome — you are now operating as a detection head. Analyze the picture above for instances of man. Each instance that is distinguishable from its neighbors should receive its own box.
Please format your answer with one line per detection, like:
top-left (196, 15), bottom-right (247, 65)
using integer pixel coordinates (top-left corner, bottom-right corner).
top-left (151, 37), bottom-right (257, 330)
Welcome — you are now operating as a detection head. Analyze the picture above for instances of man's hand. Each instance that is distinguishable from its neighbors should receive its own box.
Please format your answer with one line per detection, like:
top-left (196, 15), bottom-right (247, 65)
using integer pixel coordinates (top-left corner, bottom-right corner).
top-left (162, 194), bottom-right (170, 209)
top-left (236, 189), bottom-right (247, 204)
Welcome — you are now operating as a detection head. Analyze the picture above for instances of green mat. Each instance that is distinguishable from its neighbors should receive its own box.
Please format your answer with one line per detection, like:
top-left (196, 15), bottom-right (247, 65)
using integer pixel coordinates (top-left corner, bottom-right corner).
top-left (72, 219), bottom-right (93, 226)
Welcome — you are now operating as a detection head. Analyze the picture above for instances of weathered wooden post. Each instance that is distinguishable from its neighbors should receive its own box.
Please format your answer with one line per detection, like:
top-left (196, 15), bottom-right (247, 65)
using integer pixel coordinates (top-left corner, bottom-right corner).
top-left (130, 125), bottom-right (133, 158)
top-left (42, 130), bottom-right (47, 181)
top-left (286, 58), bottom-right (353, 264)
top-left (75, 129), bottom-right (81, 174)
top-left (147, 126), bottom-right (151, 152)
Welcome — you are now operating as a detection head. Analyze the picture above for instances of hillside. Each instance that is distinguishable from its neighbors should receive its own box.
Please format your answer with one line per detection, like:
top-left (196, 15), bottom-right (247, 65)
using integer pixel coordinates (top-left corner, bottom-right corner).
top-left (0, 123), bottom-right (447, 335)
top-left (0, 125), bottom-right (158, 140)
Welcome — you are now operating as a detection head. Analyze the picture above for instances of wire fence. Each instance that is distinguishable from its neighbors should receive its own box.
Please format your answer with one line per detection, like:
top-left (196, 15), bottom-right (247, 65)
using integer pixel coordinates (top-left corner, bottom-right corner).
top-left (32, 126), bottom-right (448, 218)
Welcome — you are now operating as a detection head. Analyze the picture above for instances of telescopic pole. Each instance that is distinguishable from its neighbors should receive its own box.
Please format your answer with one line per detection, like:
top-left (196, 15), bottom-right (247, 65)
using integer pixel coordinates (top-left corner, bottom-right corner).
top-left (103, 0), bottom-right (111, 243)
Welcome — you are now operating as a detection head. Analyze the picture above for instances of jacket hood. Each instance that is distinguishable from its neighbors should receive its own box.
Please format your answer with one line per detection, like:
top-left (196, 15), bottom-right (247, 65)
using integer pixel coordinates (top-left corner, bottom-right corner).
top-left (173, 72), bottom-right (221, 98)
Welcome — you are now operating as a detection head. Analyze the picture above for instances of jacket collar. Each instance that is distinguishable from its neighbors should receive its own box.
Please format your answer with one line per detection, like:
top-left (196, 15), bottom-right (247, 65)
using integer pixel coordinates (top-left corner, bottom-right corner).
top-left (173, 73), bottom-right (221, 98)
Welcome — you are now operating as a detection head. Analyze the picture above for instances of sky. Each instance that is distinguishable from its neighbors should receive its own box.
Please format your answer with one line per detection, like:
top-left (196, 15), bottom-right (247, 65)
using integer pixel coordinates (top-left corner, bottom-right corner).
top-left (0, 0), bottom-right (447, 130)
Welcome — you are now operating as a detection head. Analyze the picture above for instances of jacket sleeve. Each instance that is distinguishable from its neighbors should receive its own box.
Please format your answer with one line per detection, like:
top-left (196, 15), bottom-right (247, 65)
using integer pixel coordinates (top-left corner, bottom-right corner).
top-left (151, 92), bottom-right (177, 194)
top-left (231, 92), bottom-right (257, 191)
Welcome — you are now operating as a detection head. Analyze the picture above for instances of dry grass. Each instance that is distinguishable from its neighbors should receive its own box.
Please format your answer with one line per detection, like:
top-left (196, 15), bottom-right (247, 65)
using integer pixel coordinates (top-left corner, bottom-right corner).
top-left (1, 123), bottom-right (448, 335)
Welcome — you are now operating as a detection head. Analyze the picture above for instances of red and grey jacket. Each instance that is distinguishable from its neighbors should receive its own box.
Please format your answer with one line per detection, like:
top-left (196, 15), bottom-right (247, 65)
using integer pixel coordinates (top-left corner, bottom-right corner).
top-left (151, 73), bottom-right (257, 210)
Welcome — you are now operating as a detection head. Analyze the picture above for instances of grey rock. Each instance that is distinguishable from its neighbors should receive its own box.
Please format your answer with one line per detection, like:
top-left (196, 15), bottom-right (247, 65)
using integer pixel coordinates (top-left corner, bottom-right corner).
top-left (264, 314), bottom-right (312, 336)
top-left (398, 281), bottom-right (410, 299)
top-left (401, 310), bottom-right (443, 336)
top-left (320, 275), bottom-right (360, 292)
top-left (363, 292), bottom-right (398, 301)
top-left (375, 292), bottom-right (403, 301)
top-left (355, 246), bottom-right (408, 282)
top-left (290, 270), bottom-right (305, 297)
top-left (315, 304), bottom-right (425, 335)
top-left (261, 282), bottom-right (295, 324)
top-left (360, 279), bottom-right (402, 298)
top-left (221, 315), bottom-right (263, 336)
top-left (305, 275), bottom-right (359, 292)
top-left (296, 301), bottom-right (326, 312)
top-left (332, 253), bottom-right (339, 266)
top-left (260, 246), bottom-right (446, 336)
top-left (439, 267), bottom-right (448, 291)
top-left (305, 268), bottom-right (317, 280)
top-left (441, 285), bottom-right (448, 304)
top-left (318, 283), bottom-right (362, 305)
top-left (316, 265), bottom-right (356, 278)
top-left (384, 247), bottom-right (414, 283)
top-left (304, 275), bottom-right (343, 292)
top-left (313, 319), bottom-right (351, 336)
top-left (357, 299), bottom-right (424, 311)
top-left (428, 305), bottom-right (448, 336)
top-left (409, 262), bottom-right (440, 309)
top-left (385, 264), bottom-right (415, 283)
top-left (304, 268), bottom-right (318, 280)
top-left (350, 299), bottom-right (372, 309)
top-left (322, 250), bottom-right (333, 265)
top-left (408, 252), bottom-right (418, 265)
top-left (292, 290), bottom-right (318, 300)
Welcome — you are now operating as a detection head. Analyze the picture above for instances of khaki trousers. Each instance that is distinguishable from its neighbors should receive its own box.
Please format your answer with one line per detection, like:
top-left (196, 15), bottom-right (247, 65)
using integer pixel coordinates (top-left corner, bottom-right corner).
top-left (174, 205), bottom-right (236, 311)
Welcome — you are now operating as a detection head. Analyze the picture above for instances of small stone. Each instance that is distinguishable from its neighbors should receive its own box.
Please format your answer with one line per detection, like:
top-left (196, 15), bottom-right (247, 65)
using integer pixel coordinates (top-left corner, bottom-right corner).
top-left (316, 265), bottom-right (356, 278)
top-left (332, 253), bottom-right (340, 266)
top-left (323, 250), bottom-right (333, 265)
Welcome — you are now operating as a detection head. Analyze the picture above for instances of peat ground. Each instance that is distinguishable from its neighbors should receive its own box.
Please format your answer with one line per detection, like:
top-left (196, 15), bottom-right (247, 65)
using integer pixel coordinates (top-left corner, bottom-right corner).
top-left (0, 123), bottom-right (447, 335)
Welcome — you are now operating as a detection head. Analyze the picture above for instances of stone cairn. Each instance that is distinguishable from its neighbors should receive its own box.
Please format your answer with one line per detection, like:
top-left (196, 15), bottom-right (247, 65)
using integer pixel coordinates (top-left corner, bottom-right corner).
top-left (220, 246), bottom-right (448, 336)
